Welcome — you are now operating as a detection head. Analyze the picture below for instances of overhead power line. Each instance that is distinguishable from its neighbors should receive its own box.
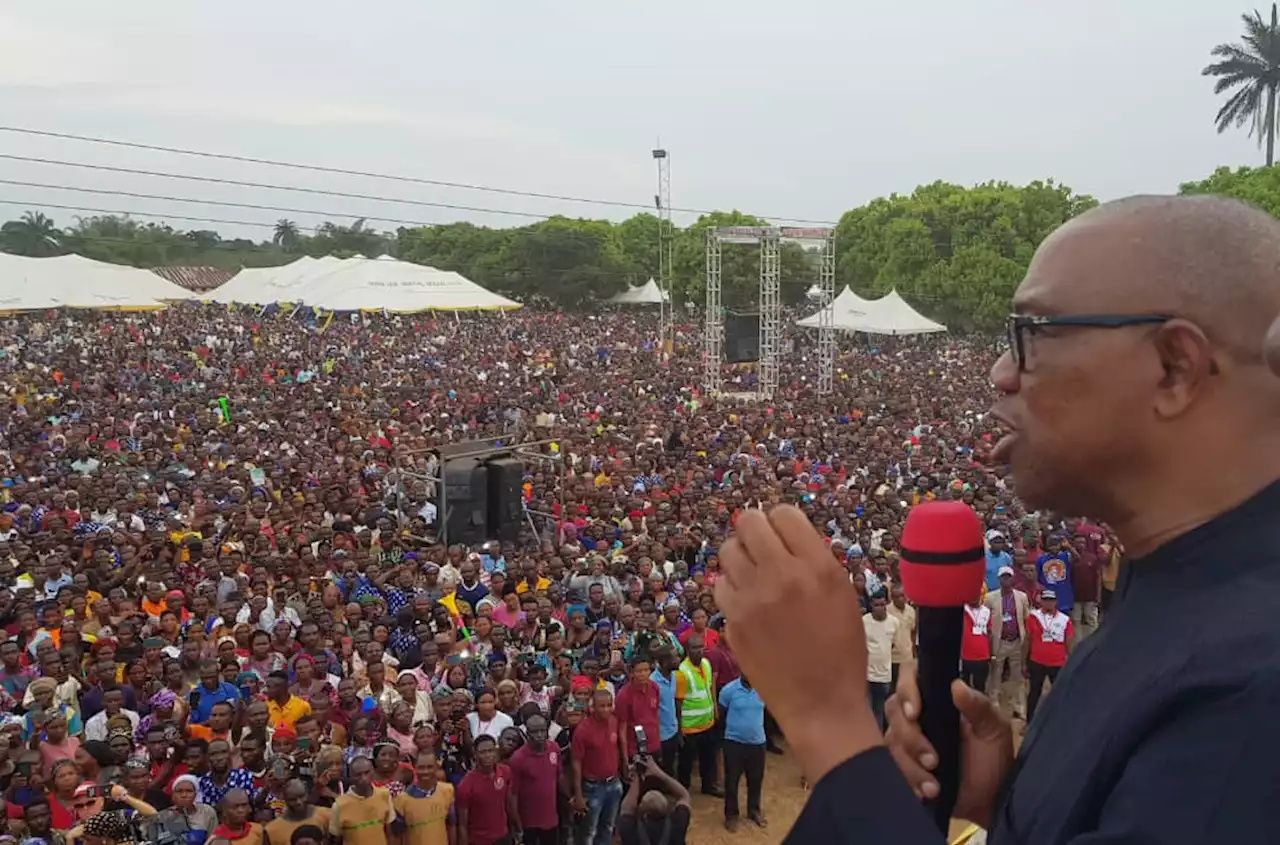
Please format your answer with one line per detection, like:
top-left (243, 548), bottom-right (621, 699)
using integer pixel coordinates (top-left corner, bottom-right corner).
top-left (0, 155), bottom-right (555, 222)
top-left (0, 125), bottom-right (838, 226)
top-left (0, 177), bottom-right (547, 229)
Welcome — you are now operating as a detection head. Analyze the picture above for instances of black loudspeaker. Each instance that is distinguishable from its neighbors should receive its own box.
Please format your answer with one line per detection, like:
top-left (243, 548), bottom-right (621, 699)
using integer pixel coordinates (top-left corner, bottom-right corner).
top-left (443, 459), bottom-right (489, 545)
top-left (486, 457), bottom-right (525, 543)
top-left (725, 315), bottom-right (761, 363)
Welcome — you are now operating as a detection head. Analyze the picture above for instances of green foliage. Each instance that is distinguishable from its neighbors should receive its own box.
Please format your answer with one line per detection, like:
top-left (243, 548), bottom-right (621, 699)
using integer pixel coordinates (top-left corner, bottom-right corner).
top-left (833, 180), bottom-right (1096, 330)
top-left (0, 175), bottom-right (1099, 325)
top-left (1179, 165), bottom-right (1280, 214)
top-left (1203, 3), bottom-right (1280, 166)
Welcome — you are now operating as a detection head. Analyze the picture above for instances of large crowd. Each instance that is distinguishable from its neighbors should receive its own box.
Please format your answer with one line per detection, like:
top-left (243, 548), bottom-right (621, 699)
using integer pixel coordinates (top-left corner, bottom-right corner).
top-left (0, 303), bottom-right (1118, 845)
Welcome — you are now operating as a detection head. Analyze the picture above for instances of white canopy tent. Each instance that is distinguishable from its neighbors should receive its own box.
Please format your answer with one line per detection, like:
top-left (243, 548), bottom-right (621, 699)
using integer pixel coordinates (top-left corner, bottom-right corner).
top-left (797, 286), bottom-right (946, 335)
top-left (300, 256), bottom-right (520, 312)
top-left (0, 253), bottom-right (188, 310)
top-left (207, 256), bottom-right (344, 305)
top-left (609, 278), bottom-right (669, 305)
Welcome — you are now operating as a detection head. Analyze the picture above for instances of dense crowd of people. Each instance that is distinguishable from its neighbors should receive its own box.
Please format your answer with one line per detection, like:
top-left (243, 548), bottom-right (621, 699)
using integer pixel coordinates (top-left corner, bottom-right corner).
top-left (0, 303), bottom-right (1118, 845)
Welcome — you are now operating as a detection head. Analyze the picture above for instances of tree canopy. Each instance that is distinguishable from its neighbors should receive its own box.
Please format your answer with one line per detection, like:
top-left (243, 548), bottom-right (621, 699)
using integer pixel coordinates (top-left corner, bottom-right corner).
top-left (0, 176), bottom-right (1104, 329)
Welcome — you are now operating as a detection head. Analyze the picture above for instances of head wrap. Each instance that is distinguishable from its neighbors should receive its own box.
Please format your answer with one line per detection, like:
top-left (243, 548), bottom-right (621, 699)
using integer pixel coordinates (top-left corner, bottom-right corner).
top-left (495, 679), bottom-right (518, 695)
top-left (150, 689), bottom-right (178, 710)
top-left (566, 604), bottom-right (586, 618)
top-left (172, 774), bottom-right (200, 792)
top-left (28, 677), bottom-right (57, 697)
top-left (83, 812), bottom-right (130, 840)
top-left (570, 675), bottom-right (593, 692)
top-left (486, 652), bottom-right (507, 666)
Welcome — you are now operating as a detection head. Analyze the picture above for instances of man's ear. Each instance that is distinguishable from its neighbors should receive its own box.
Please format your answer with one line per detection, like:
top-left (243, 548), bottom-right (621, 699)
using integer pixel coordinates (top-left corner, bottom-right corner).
top-left (1266, 313), bottom-right (1280, 377)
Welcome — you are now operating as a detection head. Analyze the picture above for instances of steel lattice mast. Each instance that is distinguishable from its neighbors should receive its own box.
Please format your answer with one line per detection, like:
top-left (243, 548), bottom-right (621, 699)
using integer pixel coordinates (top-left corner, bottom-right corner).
top-left (652, 146), bottom-right (673, 358)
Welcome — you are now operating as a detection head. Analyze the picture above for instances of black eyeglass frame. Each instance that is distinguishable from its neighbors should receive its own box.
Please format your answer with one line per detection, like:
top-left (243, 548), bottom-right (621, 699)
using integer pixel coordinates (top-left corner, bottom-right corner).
top-left (1005, 313), bottom-right (1174, 371)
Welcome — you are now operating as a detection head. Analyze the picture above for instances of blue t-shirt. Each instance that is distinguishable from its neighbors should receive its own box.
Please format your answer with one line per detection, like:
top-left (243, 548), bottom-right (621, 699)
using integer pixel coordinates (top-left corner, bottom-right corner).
top-left (719, 678), bottom-right (766, 746)
top-left (1036, 552), bottom-right (1075, 612)
top-left (986, 550), bottom-right (1013, 591)
top-left (651, 669), bottom-right (679, 742)
top-left (188, 681), bottom-right (242, 724)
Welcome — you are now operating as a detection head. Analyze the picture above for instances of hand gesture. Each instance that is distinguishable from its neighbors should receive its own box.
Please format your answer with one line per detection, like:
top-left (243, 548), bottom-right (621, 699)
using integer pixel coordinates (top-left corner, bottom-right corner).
top-left (715, 506), bottom-right (882, 783)
top-left (884, 666), bottom-right (1014, 828)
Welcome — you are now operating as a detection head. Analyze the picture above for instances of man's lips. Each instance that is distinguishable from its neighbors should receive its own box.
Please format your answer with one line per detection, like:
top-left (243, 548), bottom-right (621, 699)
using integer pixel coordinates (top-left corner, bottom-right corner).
top-left (988, 410), bottom-right (1019, 463)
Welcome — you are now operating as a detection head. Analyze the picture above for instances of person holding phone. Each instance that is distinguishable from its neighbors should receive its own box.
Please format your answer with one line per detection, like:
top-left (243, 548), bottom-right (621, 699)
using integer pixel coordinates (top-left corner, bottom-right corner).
top-left (616, 757), bottom-right (691, 845)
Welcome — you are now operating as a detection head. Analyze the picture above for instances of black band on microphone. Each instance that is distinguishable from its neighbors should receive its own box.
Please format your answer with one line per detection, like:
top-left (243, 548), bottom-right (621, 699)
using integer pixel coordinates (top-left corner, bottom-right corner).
top-left (898, 545), bottom-right (985, 565)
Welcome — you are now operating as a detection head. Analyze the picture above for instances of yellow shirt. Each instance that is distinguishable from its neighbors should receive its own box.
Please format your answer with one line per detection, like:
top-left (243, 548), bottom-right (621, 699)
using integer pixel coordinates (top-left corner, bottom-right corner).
top-left (330, 787), bottom-right (396, 845)
top-left (515, 577), bottom-right (551, 595)
top-left (267, 695), bottom-right (311, 730)
top-left (265, 807), bottom-right (331, 845)
top-left (394, 784), bottom-right (455, 845)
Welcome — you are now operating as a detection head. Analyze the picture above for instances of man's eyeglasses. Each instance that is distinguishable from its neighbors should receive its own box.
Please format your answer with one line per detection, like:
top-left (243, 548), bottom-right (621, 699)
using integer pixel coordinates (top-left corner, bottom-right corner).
top-left (1005, 314), bottom-right (1173, 371)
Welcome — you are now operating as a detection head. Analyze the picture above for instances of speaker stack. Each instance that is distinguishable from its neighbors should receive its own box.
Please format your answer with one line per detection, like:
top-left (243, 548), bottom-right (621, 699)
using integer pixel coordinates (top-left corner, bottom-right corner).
top-left (435, 442), bottom-right (527, 545)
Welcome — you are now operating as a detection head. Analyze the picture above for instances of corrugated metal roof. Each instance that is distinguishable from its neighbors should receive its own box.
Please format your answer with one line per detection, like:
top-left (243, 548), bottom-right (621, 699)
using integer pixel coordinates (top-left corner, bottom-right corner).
top-left (150, 266), bottom-right (235, 292)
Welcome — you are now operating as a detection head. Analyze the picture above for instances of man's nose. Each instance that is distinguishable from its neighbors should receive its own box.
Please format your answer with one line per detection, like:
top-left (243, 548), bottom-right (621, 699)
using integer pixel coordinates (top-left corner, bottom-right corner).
top-left (990, 348), bottom-right (1020, 393)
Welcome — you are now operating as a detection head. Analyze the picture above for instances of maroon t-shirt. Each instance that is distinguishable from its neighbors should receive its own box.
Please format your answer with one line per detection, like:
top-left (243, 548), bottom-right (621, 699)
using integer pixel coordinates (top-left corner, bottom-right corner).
top-left (509, 743), bottom-right (561, 831)
top-left (1072, 551), bottom-right (1101, 601)
top-left (614, 680), bottom-right (661, 757)
top-left (571, 714), bottom-right (621, 781)
top-left (457, 764), bottom-right (512, 845)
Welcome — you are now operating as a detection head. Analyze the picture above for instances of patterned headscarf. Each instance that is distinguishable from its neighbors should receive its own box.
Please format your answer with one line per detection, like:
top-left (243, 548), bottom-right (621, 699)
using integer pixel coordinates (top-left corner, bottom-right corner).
top-left (84, 811), bottom-right (130, 840)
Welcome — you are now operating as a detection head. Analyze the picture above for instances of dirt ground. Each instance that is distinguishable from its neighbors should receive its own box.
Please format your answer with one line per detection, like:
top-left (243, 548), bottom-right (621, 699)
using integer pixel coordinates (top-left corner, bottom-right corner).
top-left (685, 749), bottom-right (977, 844)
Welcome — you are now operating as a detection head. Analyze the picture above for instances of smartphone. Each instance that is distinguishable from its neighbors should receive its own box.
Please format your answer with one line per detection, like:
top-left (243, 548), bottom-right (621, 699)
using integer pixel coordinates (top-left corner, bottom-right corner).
top-left (190, 690), bottom-right (202, 710)
top-left (83, 784), bottom-right (103, 799)
top-left (296, 737), bottom-right (311, 751)
top-left (239, 685), bottom-right (253, 702)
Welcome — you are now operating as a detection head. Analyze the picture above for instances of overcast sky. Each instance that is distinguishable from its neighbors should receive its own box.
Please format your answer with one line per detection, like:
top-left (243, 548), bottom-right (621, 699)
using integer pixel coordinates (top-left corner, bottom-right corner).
top-left (0, 0), bottom-right (1263, 239)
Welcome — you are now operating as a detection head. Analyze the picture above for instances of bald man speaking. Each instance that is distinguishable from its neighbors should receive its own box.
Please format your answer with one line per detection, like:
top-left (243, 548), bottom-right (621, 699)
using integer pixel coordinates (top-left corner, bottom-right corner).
top-left (717, 195), bottom-right (1280, 844)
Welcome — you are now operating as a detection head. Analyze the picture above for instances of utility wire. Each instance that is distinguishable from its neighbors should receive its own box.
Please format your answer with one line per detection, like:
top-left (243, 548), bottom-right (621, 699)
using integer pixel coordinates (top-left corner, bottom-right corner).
top-left (0, 125), bottom-right (839, 226)
top-left (0, 155), bottom-right (555, 222)
top-left (0, 177), bottom-right (544, 229)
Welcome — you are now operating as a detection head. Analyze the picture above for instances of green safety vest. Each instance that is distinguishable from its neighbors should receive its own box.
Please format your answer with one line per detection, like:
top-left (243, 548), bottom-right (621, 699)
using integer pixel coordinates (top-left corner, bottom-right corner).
top-left (678, 658), bottom-right (715, 732)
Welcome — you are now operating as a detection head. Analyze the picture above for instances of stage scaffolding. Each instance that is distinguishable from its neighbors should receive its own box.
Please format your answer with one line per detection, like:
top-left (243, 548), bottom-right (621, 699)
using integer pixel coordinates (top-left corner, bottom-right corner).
top-left (391, 437), bottom-right (566, 547)
top-left (703, 226), bottom-right (836, 398)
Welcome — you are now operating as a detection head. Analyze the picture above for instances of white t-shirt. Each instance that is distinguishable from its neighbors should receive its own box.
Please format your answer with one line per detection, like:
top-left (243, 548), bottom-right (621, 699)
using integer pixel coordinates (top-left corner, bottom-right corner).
top-left (467, 710), bottom-right (515, 740)
top-left (863, 613), bottom-right (901, 685)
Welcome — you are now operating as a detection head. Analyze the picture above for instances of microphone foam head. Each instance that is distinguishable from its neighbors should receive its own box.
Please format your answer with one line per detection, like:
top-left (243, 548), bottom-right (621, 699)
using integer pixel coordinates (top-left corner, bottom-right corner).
top-left (898, 500), bottom-right (986, 608)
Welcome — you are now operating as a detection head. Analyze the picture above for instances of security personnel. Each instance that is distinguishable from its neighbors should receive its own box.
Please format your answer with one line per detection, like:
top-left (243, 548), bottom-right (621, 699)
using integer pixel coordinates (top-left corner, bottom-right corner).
top-left (673, 634), bottom-right (721, 797)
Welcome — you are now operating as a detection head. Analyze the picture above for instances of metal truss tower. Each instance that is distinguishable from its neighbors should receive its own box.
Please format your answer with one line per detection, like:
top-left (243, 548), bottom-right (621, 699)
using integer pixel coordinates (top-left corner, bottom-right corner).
top-left (817, 232), bottom-right (837, 394)
top-left (652, 147), bottom-right (673, 357)
top-left (758, 230), bottom-right (782, 399)
top-left (703, 229), bottom-right (723, 393)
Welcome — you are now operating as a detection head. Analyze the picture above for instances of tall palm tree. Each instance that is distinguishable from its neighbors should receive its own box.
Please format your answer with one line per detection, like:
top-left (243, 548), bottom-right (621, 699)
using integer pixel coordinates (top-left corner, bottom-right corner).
top-left (0, 211), bottom-right (62, 257)
top-left (1205, 4), bottom-right (1280, 166)
top-left (273, 218), bottom-right (301, 252)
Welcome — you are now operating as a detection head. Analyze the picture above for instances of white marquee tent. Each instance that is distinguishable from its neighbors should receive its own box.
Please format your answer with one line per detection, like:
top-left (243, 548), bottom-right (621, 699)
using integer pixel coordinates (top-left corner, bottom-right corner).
top-left (207, 256), bottom-right (343, 305)
top-left (797, 286), bottom-right (946, 335)
top-left (299, 256), bottom-right (520, 312)
top-left (609, 278), bottom-right (669, 305)
top-left (0, 253), bottom-right (190, 310)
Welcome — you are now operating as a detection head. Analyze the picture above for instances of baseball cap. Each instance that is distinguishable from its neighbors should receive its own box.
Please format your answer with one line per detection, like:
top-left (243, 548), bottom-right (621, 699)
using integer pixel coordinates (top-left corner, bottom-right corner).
top-left (998, 566), bottom-right (1015, 577)
top-left (1041, 589), bottom-right (1057, 600)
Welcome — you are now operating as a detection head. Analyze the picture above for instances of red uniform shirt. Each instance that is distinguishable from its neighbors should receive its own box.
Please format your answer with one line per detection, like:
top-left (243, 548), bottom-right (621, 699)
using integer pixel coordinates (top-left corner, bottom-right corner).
top-left (614, 679), bottom-right (660, 757)
top-left (961, 604), bottom-right (992, 662)
top-left (571, 714), bottom-right (621, 781)
top-left (457, 764), bottom-right (513, 845)
top-left (508, 743), bottom-right (561, 831)
top-left (1027, 611), bottom-right (1073, 667)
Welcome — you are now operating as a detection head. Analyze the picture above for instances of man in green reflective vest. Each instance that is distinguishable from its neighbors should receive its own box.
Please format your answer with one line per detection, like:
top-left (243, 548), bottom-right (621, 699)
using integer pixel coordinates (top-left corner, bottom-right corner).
top-left (674, 634), bottom-right (723, 797)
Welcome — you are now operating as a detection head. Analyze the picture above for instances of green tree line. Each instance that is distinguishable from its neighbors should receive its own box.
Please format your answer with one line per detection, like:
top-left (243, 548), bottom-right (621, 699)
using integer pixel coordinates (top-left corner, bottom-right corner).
top-left (2, 167), bottom-right (1277, 329)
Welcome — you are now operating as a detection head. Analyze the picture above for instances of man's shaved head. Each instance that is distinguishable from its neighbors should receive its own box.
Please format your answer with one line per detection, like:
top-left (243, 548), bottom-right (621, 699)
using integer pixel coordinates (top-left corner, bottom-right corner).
top-left (1050, 194), bottom-right (1280, 356)
top-left (994, 193), bottom-right (1280, 552)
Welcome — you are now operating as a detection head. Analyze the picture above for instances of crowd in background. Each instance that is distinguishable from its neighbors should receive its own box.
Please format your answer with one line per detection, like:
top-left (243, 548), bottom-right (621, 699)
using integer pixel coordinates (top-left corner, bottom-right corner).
top-left (0, 305), bottom-right (1117, 845)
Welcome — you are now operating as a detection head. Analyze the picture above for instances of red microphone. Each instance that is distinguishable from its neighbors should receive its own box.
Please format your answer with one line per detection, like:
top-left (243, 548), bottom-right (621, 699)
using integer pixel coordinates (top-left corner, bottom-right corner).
top-left (898, 501), bottom-right (986, 833)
